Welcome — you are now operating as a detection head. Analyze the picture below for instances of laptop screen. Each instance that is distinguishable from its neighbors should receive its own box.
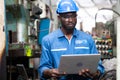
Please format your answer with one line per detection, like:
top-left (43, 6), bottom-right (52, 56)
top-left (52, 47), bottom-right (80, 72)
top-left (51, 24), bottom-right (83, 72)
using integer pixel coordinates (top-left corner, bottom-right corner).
top-left (58, 54), bottom-right (101, 74)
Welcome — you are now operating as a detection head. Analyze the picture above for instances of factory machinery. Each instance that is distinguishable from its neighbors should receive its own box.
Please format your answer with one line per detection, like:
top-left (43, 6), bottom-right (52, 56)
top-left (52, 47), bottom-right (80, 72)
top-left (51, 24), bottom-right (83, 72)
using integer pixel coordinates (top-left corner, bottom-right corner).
top-left (5, 0), bottom-right (53, 79)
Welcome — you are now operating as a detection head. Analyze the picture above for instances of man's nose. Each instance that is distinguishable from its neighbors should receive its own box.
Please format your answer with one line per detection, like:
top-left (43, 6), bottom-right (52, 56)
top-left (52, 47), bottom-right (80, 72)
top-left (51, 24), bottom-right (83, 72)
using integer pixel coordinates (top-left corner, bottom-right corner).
top-left (68, 17), bottom-right (73, 22)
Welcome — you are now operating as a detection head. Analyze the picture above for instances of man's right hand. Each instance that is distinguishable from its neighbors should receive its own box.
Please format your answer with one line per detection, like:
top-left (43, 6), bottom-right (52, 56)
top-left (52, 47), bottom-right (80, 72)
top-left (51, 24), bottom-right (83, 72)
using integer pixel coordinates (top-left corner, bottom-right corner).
top-left (43, 69), bottom-right (60, 79)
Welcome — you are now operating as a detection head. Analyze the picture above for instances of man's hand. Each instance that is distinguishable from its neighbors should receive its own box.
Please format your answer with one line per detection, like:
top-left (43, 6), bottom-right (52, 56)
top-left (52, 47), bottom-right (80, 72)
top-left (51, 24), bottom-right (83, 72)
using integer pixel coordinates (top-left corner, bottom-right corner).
top-left (78, 69), bottom-right (101, 80)
top-left (43, 69), bottom-right (60, 79)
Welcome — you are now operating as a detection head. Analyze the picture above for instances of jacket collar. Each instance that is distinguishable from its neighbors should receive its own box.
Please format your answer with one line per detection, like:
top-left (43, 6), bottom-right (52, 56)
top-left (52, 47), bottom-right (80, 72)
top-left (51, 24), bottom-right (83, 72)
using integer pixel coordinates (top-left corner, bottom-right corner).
top-left (57, 28), bottom-right (78, 38)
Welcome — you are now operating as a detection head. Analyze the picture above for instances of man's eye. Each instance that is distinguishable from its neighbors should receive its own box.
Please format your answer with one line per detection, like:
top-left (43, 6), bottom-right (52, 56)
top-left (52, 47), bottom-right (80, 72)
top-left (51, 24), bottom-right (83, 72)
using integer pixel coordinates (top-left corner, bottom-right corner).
top-left (61, 15), bottom-right (76, 18)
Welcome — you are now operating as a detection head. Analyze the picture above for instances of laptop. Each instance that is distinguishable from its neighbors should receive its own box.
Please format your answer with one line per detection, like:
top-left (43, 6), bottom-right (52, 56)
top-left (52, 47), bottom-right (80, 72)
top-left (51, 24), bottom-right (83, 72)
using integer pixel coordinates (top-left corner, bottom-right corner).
top-left (58, 54), bottom-right (101, 74)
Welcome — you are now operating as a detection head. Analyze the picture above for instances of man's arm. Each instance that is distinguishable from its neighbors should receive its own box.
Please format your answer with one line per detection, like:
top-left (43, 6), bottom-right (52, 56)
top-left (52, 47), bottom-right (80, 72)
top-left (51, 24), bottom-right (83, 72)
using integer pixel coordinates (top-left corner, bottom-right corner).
top-left (38, 37), bottom-right (59, 79)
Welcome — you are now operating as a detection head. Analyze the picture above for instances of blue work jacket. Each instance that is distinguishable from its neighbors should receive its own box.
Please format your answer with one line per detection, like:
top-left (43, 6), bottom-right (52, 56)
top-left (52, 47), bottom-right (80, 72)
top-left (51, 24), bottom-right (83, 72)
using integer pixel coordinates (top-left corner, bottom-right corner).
top-left (38, 28), bottom-right (104, 80)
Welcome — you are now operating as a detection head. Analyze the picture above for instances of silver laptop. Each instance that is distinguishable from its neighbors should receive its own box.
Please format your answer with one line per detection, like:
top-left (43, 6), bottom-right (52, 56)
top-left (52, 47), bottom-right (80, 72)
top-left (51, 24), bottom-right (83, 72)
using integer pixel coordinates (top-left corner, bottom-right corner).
top-left (58, 54), bottom-right (101, 74)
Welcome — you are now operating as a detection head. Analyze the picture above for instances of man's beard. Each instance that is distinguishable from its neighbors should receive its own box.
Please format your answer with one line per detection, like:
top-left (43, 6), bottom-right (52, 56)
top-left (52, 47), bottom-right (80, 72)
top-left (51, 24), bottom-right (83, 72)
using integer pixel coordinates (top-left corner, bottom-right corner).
top-left (63, 25), bottom-right (75, 34)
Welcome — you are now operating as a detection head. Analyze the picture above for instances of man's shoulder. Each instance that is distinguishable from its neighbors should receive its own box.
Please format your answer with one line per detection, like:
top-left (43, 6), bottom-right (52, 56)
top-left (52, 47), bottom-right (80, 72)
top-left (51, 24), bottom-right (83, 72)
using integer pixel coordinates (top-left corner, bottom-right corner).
top-left (76, 30), bottom-right (89, 36)
top-left (43, 29), bottom-right (59, 40)
top-left (76, 30), bottom-right (93, 39)
top-left (48, 29), bottom-right (59, 36)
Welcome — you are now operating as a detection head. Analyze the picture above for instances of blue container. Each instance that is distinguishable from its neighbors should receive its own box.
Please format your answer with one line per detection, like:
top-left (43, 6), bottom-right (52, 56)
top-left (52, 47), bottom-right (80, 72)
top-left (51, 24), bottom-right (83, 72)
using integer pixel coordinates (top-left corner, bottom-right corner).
top-left (38, 18), bottom-right (50, 45)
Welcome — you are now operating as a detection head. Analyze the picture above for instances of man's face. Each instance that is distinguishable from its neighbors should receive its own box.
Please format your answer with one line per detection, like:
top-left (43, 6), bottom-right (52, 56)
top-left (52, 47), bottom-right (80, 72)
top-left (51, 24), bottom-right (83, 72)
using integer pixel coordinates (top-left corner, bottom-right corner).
top-left (59, 12), bottom-right (77, 31)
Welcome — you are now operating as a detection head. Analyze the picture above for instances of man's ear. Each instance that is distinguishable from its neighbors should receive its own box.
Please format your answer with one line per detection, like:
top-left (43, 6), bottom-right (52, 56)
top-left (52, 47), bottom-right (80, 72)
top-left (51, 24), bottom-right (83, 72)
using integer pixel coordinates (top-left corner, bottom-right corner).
top-left (57, 15), bottom-right (61, 21)
top-left (57, 15), bottom-right (61, 19)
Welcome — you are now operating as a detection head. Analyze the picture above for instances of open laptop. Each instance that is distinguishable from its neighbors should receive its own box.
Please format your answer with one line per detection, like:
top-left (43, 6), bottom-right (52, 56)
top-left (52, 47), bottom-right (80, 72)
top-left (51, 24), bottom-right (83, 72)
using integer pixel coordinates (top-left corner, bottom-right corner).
top-left (58, 54), bottom-right (101, 74)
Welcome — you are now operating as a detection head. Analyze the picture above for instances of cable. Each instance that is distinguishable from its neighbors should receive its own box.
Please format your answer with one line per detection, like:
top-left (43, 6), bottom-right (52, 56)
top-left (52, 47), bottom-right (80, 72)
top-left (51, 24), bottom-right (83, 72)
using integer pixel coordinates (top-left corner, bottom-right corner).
top-left (99, 69), bottom-right (116, 80)
top-left (99, 8), bottom-right (120, 16)
top-left (95, 8), bottom-right (120, 28)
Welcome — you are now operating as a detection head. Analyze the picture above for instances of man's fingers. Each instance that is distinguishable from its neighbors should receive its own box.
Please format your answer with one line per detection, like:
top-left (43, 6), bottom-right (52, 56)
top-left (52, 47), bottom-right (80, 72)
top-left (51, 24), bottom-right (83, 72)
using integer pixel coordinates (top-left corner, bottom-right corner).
top-left (79, 69), bottom-right (94, 78)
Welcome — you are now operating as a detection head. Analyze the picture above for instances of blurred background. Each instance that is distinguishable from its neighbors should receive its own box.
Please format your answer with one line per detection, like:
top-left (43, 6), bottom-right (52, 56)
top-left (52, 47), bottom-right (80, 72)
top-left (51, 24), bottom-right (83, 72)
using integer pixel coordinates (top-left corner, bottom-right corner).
top-left (0, 0), bottom-right (120, 80)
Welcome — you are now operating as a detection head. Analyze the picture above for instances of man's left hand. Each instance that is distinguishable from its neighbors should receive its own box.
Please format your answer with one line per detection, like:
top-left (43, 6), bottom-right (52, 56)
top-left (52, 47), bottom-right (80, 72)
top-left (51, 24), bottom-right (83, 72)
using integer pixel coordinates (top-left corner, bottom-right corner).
top-left (79, 69), bottom-right (101, 80)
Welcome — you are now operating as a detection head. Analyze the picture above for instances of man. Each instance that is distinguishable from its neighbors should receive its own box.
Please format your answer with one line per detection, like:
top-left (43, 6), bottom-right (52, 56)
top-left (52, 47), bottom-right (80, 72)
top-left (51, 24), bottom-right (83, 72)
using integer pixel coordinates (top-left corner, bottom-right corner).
top-left (38, 0), bottom-right (104, 80)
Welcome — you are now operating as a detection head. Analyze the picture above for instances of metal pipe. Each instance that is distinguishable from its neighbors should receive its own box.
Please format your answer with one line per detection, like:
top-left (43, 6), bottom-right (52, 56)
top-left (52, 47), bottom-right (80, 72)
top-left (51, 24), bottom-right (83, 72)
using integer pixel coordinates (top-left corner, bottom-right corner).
top-left (17, 5), bottom-right (28, 43)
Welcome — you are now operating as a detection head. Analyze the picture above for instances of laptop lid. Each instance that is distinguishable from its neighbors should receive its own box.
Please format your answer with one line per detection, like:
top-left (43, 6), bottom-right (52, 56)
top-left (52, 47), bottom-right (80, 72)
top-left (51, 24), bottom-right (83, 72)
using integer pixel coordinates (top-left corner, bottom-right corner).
top-left (58, 54), bottom-right (101, 74)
